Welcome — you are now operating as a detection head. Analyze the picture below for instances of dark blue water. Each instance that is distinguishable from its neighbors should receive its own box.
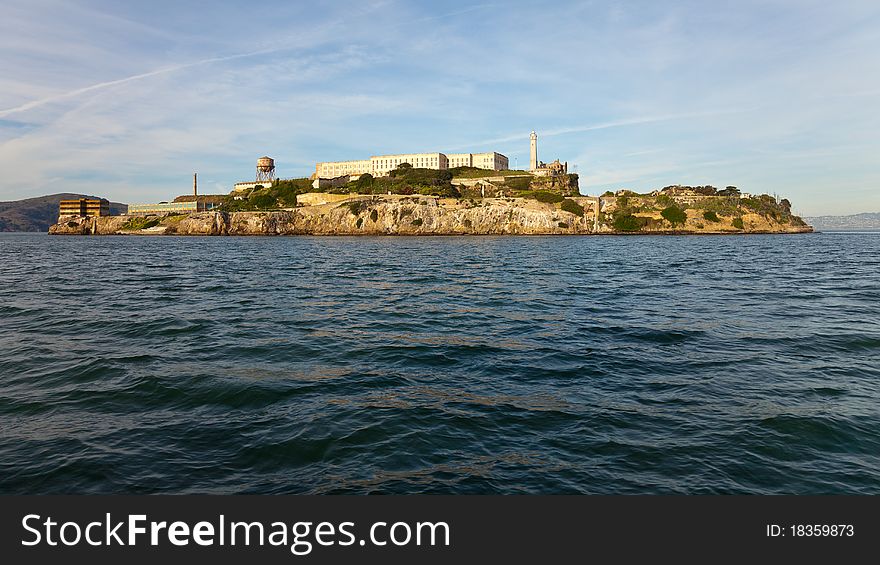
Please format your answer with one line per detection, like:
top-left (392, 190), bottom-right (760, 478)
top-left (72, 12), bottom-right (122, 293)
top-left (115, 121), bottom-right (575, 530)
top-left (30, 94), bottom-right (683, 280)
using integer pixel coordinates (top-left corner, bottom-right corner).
top-left (1, 232), bottom-right (878, 494)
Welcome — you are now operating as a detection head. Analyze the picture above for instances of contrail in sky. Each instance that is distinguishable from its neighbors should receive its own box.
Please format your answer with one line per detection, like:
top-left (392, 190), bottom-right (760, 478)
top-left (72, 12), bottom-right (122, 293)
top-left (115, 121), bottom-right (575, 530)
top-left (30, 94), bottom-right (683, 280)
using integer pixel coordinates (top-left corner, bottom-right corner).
top-left (0, 48), bottom-right (283, 119)
top-left (456, 109), bottom-right (750, 149)
top-left (0, 2), bottom-right (491, 120)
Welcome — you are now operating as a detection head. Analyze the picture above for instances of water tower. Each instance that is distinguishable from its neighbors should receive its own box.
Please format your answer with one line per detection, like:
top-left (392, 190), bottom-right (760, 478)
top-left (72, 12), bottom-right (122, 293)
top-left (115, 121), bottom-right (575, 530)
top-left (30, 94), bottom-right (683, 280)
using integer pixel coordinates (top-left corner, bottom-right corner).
top-left (256, 156), bottom-right (276, 182)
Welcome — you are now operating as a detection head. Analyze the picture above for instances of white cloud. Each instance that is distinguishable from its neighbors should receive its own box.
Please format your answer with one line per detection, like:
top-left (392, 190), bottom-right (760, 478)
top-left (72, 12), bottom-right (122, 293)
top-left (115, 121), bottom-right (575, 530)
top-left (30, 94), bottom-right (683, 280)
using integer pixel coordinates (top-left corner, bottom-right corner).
top-left (1, 0), bottom-right (879, 214)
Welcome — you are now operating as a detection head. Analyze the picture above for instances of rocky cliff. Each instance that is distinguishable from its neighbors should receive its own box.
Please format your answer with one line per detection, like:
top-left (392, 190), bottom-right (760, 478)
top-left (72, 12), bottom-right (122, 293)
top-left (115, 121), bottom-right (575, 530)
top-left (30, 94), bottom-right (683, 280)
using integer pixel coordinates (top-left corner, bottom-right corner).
top-left (49, 195), bottom-right (812, 236)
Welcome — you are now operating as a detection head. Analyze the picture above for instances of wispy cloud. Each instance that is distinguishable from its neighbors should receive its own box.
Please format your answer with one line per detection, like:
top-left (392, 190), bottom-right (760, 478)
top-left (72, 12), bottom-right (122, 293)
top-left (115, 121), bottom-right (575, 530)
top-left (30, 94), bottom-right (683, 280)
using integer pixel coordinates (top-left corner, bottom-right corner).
top-left (1, 0), bottom-right (879, 215)
top-left (454, 109), bottom-right (752, 149)
top-left (0, 48), bottom-right (287, 119)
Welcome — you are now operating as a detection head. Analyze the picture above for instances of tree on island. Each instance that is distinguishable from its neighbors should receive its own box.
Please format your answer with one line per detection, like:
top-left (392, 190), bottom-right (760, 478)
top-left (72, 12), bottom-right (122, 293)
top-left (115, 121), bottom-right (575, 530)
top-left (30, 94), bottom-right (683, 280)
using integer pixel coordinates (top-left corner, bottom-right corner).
top-left (661, 205), bottom-right (688, 228)
top-left (354, 173), bottom-right (374, 192)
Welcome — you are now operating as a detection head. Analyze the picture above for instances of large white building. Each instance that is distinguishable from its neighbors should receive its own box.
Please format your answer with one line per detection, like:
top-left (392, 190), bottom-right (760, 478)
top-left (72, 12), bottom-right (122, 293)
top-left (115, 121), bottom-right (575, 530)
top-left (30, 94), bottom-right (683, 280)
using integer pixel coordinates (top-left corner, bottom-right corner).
top-left (315, 151), bottom-right (508, 179)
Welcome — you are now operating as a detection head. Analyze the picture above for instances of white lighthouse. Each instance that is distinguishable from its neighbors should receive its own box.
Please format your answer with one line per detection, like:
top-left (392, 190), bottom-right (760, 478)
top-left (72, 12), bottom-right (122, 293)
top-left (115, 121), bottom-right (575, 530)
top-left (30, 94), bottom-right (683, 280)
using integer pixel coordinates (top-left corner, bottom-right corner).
top-left (529, 131), bottom-right (538, 171)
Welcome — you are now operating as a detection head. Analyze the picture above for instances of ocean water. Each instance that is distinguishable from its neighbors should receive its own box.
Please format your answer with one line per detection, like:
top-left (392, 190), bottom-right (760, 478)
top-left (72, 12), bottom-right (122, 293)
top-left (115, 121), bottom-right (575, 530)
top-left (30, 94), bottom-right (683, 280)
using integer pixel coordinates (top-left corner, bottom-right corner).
top-left (0, 232), bottom-right (878, 494)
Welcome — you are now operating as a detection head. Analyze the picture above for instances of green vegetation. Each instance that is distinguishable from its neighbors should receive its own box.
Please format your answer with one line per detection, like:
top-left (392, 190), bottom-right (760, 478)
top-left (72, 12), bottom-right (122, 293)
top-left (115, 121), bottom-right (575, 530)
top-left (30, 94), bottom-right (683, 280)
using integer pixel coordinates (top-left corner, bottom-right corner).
top-left (122, 216), bottom-right (161, 230)
top-left (370, 209), bottom-right (379, 222)
top-left (518, 190), bottom-right (564, 203)
top-left (356, 218), bottom-right (363, 229)
top-left (220, 178), bottom-right (312, 211)
top-left (593, 185), bottom-right (807, 233)
top-left (270, 178), bottom-right (311, 205)
top-left (411, 218), bottom-right (423, 226)
top-left (661, 205), bottom-right (688, 227)
top-left (696, 197), bottom-right (740, 216)
top-left (353, 173), bottom-right (374, 192)
top-left (163, 213), bottom-right (188, 223)
top-left (558, 222), bottom-right (569, 228)
top-left (340, 200), bottom-right (370, 215)
top-left (502, 176), bottom-right (533, 192)
top-left (535, 191), bottom-right (564, 203)
top-left (655, 194), bottom-right (674, 208)
top-left (739, 194), bottom-right (798, 224)
top-left (343, 165), bottom-right (460, 197)
top-left (527, 173), bottom-right (580, 197)
top-left (560, 199), bottom-right (585, 217)
top-left (613, 213), bottom-right (647, 232)
top-left (248, 193), bottom-right (276, 209)
top-left (448, 167), bottom-right (531, 178)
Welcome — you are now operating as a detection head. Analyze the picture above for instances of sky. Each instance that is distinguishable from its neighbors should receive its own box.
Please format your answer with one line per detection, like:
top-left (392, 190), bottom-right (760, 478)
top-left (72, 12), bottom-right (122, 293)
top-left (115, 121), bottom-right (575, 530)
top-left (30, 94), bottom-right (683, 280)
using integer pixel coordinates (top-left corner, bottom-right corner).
top-left (1, 0), bottom-right (878, 216)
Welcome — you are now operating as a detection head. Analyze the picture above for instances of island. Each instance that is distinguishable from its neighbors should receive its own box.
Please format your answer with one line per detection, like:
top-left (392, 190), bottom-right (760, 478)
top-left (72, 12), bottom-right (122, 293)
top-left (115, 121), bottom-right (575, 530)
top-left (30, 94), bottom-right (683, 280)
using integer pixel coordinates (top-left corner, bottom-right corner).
top-left (48, 134), bottom-right (811, 236)
top-left (49, 173), bottom-right (811, 236)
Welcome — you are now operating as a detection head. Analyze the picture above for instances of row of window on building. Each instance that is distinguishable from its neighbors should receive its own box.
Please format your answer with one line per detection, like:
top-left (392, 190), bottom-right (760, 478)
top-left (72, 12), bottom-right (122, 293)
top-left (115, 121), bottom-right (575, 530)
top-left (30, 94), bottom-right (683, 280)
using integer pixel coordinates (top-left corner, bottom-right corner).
top-left (58, 198), bottom-right (109, 217)
top-left (317, 152), bottom-right (508, 179)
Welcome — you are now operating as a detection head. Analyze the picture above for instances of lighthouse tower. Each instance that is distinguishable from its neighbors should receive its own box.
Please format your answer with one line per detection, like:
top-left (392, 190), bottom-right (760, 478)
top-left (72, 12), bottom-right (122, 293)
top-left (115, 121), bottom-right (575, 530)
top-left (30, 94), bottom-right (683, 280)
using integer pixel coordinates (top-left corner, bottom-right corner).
top-left (529, 131), bottom-right (538, 171)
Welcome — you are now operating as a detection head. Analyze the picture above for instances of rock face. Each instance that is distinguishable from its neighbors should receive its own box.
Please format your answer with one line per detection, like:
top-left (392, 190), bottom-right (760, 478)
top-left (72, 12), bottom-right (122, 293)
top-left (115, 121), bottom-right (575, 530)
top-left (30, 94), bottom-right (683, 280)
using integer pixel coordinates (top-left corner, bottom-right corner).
top-left (48, 196), bottom-right (812, 236)
top-left (49, 215), bottom-right (128, 235)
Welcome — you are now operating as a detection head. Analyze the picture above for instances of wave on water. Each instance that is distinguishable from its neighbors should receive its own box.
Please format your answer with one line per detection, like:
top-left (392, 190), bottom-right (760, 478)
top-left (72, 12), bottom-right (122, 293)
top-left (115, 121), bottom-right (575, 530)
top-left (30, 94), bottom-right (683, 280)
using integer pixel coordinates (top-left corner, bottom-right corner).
top-left (0, 232), bottom-right (879, 494)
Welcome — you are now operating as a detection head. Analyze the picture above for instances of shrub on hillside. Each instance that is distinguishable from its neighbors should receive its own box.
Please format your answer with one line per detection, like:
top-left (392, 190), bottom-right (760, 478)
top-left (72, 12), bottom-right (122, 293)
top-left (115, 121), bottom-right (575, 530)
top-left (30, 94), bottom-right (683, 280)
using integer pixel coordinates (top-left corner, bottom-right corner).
top-left (661, 205), bottom-right (687, 227)
top-left (123, 216), bottom-right (161, 230)
top-left (249, 193), bottom-right (276, 209)
top-left (503, 176), bottom-right (532, 191)
top-left (560, 199), bottom-right (585, 217)
top-left (354, 173), bottom-right (374, 191)
top-left (697, 196), bottom-right (740, 216)
top-left (532, 191), bottom-right (564, 203)
top-left (732, 217), bottom-right (744, 230)
top-left (703, 210), bottom-right (720, 222)
top-left (655, 194), bottom-right (674, 207)
top-left (612, 213), bottom-right (645, 232)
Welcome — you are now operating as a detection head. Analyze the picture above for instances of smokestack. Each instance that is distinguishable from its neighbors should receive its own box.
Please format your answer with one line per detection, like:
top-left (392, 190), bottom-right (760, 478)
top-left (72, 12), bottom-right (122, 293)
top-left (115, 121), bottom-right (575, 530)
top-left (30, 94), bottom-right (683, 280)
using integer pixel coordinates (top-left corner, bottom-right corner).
top-left (193, 172), bottom-right (198, 197)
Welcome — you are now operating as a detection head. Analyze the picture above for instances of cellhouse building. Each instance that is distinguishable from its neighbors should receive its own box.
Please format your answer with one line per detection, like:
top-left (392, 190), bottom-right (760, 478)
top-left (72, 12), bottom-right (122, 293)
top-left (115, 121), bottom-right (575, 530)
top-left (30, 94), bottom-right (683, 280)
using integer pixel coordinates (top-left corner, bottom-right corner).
top-left (315, 151), bottom-right (509, 180)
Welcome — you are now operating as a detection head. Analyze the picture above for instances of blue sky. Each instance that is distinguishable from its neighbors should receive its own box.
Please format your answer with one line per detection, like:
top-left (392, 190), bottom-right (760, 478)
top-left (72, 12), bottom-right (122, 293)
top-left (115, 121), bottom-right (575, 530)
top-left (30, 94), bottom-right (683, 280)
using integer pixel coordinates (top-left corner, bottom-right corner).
top-left (1, 0), bottom-right (878, 215)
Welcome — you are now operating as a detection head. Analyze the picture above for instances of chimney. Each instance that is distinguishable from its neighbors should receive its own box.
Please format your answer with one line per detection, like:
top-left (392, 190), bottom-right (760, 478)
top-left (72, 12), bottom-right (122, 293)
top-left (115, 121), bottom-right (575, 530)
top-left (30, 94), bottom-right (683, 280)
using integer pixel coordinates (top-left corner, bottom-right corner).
top-left (193, 172), bottom-right (198, 197)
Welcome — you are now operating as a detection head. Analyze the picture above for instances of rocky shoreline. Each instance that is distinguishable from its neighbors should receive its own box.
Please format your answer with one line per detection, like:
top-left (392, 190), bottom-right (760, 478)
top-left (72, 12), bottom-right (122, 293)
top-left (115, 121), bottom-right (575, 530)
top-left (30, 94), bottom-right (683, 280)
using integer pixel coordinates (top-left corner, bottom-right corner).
top-left (48, 196), bottom-right (813, 236)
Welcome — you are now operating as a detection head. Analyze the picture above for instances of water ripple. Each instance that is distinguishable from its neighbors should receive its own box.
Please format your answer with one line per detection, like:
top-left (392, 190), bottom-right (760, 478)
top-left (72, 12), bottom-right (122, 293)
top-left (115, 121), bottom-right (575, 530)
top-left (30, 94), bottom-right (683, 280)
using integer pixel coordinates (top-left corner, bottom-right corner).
top-left (0, 232), bottom-right (879, 493)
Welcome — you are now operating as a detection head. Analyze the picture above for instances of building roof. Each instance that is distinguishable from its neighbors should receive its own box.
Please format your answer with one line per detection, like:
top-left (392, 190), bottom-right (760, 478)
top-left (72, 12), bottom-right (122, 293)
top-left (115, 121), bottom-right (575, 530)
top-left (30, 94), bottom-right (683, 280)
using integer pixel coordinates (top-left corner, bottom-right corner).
top-left (172, 195), bottom-right (226, 203)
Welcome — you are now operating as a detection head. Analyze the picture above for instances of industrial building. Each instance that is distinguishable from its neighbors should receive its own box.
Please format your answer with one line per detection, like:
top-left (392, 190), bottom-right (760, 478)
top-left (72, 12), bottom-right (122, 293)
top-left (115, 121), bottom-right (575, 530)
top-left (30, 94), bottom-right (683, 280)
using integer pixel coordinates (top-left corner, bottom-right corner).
top-left (127, 199), bottom-right (221, 216)
top-left (314, 151), bottom-right (509, 180)
top-left (128, 173), bottom-right (224, 215)
top-left (58, 198), bottom-right (109, 217)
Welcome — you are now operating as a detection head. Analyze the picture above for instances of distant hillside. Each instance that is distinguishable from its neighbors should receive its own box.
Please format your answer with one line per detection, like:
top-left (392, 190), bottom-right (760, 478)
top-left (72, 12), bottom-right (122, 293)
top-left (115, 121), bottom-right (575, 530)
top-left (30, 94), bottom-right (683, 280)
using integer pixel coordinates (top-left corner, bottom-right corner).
top-left (804, 212), bottom-right (880, 231)
top-left (0, 194), bottom-right (128, 232)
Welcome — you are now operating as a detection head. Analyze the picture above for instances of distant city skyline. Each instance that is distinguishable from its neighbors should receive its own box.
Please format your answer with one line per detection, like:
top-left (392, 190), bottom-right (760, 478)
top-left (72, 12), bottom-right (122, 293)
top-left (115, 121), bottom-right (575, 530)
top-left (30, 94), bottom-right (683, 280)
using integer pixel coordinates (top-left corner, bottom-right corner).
top-left (1, 0), bottom-right (879, 216)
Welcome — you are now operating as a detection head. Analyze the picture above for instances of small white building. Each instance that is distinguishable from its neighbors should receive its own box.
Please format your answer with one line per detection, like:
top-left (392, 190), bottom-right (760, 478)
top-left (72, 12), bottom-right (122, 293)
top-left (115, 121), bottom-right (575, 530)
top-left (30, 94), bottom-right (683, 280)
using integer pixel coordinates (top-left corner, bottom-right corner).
top-left (233, 180), bottom-right (274, 193)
